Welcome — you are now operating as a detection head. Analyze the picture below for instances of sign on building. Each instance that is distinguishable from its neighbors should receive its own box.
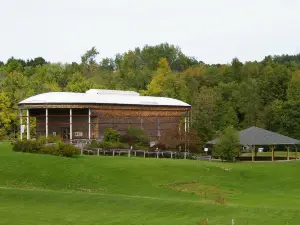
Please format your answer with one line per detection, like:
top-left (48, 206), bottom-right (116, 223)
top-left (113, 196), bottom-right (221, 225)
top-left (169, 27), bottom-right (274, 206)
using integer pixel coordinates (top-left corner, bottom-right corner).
top-left (75, 131), bottom-right (83, 137)
top-left (21, 125), bottom-right (25, 134)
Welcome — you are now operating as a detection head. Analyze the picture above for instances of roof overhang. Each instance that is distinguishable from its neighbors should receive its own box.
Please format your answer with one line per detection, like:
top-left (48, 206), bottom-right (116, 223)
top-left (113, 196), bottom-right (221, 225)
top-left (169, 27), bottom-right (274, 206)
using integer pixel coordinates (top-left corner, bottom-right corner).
top-left (18, 90), bottom-right (191, 109)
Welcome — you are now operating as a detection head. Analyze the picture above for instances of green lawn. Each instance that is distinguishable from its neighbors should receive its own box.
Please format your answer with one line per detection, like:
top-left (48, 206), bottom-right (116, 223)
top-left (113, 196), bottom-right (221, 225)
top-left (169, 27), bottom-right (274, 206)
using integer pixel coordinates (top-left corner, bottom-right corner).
top-left (240, 151), bottom-right (299, 157)
top-left (1, 142), bottom-right (300, 225)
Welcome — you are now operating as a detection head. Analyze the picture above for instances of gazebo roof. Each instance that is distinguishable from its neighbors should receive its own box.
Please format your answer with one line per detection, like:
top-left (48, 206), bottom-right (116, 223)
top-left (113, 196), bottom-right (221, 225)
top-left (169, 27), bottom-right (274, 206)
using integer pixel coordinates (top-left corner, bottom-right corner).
top-left (206, 126), bottom-right (300, 146)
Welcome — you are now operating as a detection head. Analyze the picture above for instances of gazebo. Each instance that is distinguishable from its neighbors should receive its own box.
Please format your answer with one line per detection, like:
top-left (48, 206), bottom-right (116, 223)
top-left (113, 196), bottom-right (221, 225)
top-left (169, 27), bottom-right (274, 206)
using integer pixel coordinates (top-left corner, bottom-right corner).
top-left (206, 126), bottom-right (300, 161)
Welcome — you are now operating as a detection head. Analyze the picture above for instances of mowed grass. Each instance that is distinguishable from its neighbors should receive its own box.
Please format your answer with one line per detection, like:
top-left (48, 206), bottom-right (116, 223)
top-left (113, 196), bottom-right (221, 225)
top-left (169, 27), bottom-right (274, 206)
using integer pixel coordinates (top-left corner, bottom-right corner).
top-left (0, 143), bottom-right (300, 224)
top-left (240, 151), bottom-right (299, 157)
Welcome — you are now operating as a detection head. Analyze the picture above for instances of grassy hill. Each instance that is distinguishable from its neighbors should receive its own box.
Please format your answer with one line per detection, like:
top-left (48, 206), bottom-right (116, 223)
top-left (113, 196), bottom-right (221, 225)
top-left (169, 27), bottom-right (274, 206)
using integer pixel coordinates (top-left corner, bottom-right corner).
top-left (0, 142), bottom-right (300, 225)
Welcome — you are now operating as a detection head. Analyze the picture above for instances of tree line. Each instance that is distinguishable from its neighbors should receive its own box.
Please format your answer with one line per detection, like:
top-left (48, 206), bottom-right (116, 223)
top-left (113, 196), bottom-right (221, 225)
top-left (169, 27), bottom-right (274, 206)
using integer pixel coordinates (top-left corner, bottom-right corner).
top-left (1, 43), bottom-right (300, 144)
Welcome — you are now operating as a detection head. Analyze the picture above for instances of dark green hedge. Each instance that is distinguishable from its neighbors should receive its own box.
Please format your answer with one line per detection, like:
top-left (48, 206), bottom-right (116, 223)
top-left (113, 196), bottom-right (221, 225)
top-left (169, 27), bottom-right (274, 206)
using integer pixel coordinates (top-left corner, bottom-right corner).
top-left (12, 140), bottom-right (80, 157)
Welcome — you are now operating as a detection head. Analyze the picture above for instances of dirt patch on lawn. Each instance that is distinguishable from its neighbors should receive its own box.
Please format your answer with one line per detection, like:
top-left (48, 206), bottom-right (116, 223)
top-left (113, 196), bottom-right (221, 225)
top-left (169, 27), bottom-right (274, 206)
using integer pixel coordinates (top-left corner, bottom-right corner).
top-left (77, 187), bottom-right (106, 193)
top-left (167, 181), bottom-right (229, 204)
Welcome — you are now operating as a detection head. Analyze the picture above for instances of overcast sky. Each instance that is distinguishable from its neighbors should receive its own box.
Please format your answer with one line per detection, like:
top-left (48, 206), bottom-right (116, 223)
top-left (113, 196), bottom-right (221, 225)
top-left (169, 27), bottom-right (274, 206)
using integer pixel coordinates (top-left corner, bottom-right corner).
top-left (1, 0), bottom-right (300, 64)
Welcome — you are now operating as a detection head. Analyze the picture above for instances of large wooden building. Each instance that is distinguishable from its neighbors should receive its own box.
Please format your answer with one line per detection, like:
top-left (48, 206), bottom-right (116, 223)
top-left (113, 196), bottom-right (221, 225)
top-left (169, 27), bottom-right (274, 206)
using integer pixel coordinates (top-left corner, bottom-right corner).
top-left (18, 89), bottom-right (191, 143)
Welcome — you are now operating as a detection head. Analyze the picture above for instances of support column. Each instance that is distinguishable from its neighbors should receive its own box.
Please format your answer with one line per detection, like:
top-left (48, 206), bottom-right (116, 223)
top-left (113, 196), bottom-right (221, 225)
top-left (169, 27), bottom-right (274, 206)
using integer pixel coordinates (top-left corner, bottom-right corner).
top-left (187, 112), bottom-right (190, 132)
top-left (190, 108), bottom-right (193, 127)
top-left (88, 108), bottom-right (91, 140)
top-left (251, 146), bottom-right (255, 162)
top-left (70, 108), bottom-right (72, 142)
top-left (157, 118), bottom-right (160, 141)
top-left (26, 109), bottom-right (30, 140)
top-left (19, 110), bottom-right (23, 140)
top-left (140, 112), bottom-right (143, 129)
top-left (271, 146), bottom-right (275, 161)
top-left (184, 117), bottom-right (187, 153)
top-left (187, 111), bottom-right (190, 153)
top-left (45, 108), bottom-right (48, 138)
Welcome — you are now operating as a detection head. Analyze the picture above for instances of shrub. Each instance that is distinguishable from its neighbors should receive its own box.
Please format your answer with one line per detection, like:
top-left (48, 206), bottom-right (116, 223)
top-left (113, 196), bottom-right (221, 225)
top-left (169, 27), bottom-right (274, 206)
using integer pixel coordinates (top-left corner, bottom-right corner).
top-left (12, 140), bottom-right (23, 152)
top-left (12, 140), bottom-right (41, 153)
top-left (103, 128), bottom-right (121, 142)
top-left (124, 127), bottom-right (149, 145)
top-left (48, 135), bottom-right (61, 143)
top-left (214, 126), bottom-right (240, 161)
top-left (87, 140), bottom-right (129, 150)
top-left (135, 142), bottom-right (149, 151)
top-left (98, 141), bottom-right (111, 148)
top-left (27, 141), bottom-right (42, 153)
top-left (59, 144), bottom-right (80, 157)
top-left (12, 140), bottom-right (79, 157)
top-left (99, 141), bottom-right (128, 149)
top-left (37, 136), bottom-right (47, 145)
top-left (186, 154), bottom-right (197, 160)
top-left (151, 143), bottom-right (166, 150)
top-left (0, 129), bottom-right (6, 140)
top-left (40, 145), bottom-right (59, 155)
top-left (38, 135), bottom-right (61, 145)
top-left (174, 153), bottom-right (184, 159)
top-left (88, 140), bottom-right (100, 148)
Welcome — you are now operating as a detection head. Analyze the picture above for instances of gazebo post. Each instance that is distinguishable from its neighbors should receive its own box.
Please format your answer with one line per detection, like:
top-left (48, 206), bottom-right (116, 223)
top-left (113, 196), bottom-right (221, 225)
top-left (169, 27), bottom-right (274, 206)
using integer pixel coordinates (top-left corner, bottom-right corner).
top-left (187, 111), bottom-right (190, 153)
top-left (251, 145), bottom-right (255, 162)
top-left (19, 109), bottom-right (23, 140)
top-left (140, 111), bottom-right (143, 129)
top-left (184, 117), bottom-right (187, 152)
top-left (45, 108), bottom-right (48, 139)
top-left (254, 145), bottom-right (258, 157)
top-left (69, 108), bottom-right (72, 143)
top-left (26, 109), bottom-right (30, 140)
top-left (88, 108), bottom-right (91, 140)
top-left (295, 146), bottom-right (298, 159)
top-left (285, 146), bottom-right (290, 161)
top-left (271, 145), bottom-right (275, 161)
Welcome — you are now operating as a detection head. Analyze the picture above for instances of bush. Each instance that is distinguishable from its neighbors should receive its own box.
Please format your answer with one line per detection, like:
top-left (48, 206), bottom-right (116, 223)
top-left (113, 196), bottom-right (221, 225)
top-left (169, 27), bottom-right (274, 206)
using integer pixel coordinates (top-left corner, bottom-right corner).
top-left (58, 143), bottom-right (80, 157)
top-left (186, 154), bottom-right (197, 160)
top-left (12, 140), bottom-right (80, 157)
top-left (214, 126), bottom-right (240, 161)
top-left (12, 140), bottom-right (41, 153)
top-left (88, 140), bottom-right (100, 148)
top-left (99, 141), bottom-right (128, 149)
top-left (103, 128), bottom-right (121, 142)
top-left (37, 136), bottom-right (47, 145)
top-left (12, 140), bottom-right (24, 152)
top-left (87, 140), bottom-right (129, 150)
top-left (174, 153), bottom-right (184, 159)
top-left (135, 142), bottom-right (149, 151)
top-left (38, 135), bottom-right (61, 145)
top-left (151, 143), bottom-right (166, 150)
top-left (121, 127), bottom-right (149, 145)
top-left (0, 129), bottom-right (6, 140)
top-left (40, 145), bottom-right (59, 155)
top-left (48, 135), bottom-right (61, 143)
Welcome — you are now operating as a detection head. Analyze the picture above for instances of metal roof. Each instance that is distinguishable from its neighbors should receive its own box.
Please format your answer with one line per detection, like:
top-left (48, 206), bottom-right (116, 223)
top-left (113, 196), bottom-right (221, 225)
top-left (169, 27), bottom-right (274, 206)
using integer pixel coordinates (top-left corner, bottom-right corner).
top-left (206, 126), bottom-right (300, 145)
top-left (18, 89), bottom-right (191, 107)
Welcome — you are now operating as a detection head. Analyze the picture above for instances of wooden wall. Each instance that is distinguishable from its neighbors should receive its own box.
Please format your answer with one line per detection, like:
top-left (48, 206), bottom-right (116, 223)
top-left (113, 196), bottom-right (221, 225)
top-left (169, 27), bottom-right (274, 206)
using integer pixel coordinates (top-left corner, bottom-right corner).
top-left (24, 105), bottom-right (190, 141)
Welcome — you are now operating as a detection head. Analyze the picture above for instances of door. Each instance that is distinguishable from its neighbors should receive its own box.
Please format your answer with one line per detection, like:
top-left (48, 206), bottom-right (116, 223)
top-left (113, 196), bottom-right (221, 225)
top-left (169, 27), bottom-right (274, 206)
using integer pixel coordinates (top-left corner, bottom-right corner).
top-left (60, 127), bottom-right (70, 140)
